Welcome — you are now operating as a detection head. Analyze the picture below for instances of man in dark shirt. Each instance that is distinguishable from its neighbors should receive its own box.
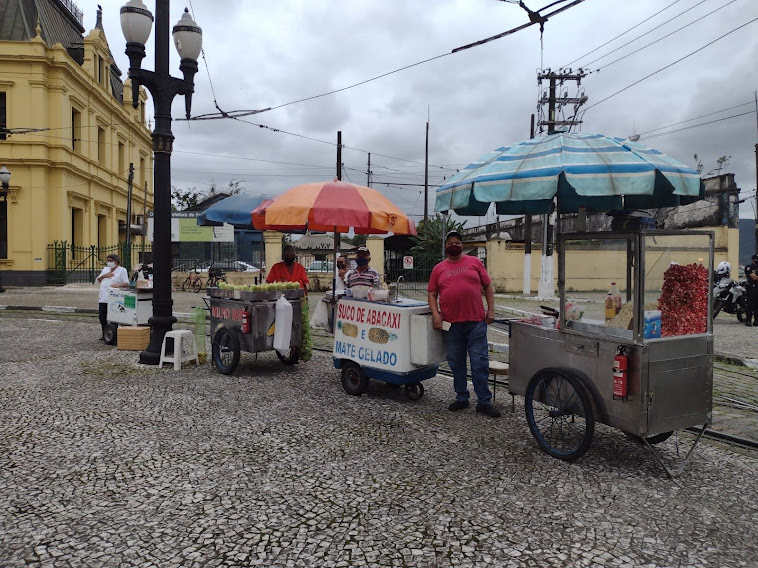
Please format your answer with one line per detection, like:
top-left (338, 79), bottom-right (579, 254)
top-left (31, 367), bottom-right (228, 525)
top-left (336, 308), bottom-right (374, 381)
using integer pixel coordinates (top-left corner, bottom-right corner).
top-left (744, 254), bottom-right (758, 327)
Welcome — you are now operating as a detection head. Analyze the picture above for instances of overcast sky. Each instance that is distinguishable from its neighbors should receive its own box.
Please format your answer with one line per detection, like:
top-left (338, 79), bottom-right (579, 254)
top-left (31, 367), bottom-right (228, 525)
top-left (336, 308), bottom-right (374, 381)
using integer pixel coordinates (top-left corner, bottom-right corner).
top-left (78, 0), bottom-right (758, 226)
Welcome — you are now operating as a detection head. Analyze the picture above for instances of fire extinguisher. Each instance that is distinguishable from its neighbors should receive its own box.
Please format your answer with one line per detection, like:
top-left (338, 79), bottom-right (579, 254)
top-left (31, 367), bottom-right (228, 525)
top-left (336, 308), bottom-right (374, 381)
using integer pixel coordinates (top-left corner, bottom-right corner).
top-left (613, 346), bottom-right (628, 400)
top-left (241, 309), bottom-right (251, 334)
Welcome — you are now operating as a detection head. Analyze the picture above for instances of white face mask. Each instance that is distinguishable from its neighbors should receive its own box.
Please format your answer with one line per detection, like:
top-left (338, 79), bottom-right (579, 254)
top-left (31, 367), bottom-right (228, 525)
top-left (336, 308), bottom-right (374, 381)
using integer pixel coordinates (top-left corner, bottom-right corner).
top-left (107, 261), bottom-right (116, 269)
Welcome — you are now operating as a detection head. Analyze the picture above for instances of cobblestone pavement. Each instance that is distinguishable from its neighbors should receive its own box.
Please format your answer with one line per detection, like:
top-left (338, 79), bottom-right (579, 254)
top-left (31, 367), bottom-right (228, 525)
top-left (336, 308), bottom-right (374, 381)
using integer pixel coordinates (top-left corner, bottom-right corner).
top-left (1, 314), bottom-right (758, 567)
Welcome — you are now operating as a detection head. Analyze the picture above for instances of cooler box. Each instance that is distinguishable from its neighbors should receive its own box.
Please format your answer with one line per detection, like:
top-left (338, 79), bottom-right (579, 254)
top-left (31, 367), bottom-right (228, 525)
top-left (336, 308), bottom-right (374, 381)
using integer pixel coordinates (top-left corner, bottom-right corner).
top-left (117, 326), bottom-right (151, 351)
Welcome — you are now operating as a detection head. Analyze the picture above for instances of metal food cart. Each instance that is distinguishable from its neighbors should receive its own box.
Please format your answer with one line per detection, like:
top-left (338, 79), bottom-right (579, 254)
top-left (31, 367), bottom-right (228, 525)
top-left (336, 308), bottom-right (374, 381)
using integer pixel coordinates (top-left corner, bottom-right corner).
top-left (103, 286), bottom-right (153, 345)
top-left (508, 230), bottom-right (713, 477)
top-left (208, 287), bottom-right (304, 375)
top-left (332, 296), bottom-right (446, 400)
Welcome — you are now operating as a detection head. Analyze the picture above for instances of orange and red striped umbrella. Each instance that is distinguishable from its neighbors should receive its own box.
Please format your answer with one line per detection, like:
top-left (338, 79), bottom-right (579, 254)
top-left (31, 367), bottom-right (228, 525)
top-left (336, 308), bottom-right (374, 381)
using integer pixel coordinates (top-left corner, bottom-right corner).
top-left (251, 180), bottom-right (416, 235)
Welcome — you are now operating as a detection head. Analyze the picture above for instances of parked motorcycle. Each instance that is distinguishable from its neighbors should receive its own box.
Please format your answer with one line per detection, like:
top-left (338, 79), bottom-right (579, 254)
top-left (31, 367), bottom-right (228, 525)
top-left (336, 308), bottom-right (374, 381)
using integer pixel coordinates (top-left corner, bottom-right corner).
top-left (712, 276), bottom-right (747, 321)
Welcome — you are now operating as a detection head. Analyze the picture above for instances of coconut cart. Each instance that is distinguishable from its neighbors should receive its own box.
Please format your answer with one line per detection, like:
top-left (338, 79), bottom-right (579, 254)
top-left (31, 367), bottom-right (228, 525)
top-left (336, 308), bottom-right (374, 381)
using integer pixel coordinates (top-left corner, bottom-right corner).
top-left (435, 132), bottom-right (711, 476)
top-left (508, 230), bottom-right (713, 477)
top-left (208, 284), bottom-right (305, 375)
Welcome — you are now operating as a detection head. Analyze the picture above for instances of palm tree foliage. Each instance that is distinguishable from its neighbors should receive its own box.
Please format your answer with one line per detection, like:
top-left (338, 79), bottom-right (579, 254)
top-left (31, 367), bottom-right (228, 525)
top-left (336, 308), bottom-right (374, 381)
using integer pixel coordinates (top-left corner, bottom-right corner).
top-left (409, 215), bottom-right (467, 266)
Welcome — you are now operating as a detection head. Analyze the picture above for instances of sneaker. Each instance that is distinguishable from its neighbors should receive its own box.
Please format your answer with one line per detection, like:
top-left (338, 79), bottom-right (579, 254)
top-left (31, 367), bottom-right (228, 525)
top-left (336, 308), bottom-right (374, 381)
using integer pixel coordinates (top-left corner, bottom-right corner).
top-left (476, 404), bottom-right (501, 418)
top-left (448, 400), bottom-right (470, 411)
top-left (746, 322), bottom-right (753, 327)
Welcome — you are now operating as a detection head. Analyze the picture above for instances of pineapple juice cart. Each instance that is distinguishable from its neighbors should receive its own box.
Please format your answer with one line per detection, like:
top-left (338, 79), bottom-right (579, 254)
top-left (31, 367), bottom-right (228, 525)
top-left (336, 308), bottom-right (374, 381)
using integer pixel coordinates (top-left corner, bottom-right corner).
top-left (508, 230), bottom-right (714, 477)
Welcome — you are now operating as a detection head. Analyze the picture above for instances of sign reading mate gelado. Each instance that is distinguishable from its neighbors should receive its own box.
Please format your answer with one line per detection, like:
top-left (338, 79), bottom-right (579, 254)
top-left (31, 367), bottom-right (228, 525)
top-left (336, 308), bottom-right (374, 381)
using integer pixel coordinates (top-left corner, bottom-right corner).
top-left (334, 301), bottom-right (403, 370)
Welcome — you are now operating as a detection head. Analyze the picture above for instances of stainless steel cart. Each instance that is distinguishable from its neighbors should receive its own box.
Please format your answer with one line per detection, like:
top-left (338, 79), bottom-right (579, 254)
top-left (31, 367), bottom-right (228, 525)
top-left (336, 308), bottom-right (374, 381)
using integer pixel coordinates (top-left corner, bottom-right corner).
top-left (508, 230), bottom-right (713, 477)
top-left (207, 287), bottom-right (304, 375)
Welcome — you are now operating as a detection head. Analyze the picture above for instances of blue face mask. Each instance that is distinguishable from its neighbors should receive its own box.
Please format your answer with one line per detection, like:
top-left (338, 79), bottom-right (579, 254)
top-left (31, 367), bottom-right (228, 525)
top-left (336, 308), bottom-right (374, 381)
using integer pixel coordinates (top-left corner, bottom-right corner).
top-left (356, 257), bottom-right (369, 267)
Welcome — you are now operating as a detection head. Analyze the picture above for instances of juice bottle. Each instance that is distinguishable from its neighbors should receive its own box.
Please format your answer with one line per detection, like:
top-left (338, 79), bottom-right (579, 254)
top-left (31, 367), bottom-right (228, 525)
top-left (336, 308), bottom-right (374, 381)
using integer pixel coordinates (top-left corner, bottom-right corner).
top-left (610, 282), bottom-right (622, 314)
top-left (605, 292), bottom-right (615, 322)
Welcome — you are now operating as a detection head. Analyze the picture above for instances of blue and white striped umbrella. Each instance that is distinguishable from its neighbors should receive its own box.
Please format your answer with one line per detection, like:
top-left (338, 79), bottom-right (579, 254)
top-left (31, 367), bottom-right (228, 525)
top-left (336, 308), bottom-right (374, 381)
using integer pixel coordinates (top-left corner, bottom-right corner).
top-left (435, 133), bottom-right (704, 216)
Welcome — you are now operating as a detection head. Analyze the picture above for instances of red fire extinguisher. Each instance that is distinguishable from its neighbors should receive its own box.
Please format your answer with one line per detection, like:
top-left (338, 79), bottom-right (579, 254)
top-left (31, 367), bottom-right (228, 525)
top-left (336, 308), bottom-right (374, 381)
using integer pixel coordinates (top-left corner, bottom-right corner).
top-left (241, 309), bottom-right (251, 334)
top-left (613, 347), bottom-right (628, 400)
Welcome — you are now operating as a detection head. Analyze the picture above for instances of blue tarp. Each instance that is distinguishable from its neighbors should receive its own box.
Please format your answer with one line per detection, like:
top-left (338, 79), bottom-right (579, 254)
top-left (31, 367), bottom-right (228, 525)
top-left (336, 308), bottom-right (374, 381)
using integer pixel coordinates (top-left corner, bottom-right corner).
top-left (196, 193), bottom-right (268, 228)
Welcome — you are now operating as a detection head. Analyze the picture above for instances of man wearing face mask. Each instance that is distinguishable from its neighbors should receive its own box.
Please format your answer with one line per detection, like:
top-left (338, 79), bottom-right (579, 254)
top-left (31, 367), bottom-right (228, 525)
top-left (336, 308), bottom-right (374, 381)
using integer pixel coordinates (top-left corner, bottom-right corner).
top-left (344, 246), bottom-right (380, 289)
top-left (266, 244), bottom-right (309, 290)
top-left (95, 253), bottom-right (129, 341)
top-left (428, 231), bottom-right (499, 418)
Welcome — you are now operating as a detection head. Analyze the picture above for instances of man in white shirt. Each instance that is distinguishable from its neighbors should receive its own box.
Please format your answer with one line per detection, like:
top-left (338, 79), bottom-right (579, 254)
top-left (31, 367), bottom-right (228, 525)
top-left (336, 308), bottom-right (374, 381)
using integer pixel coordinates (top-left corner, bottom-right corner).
top-left (95, 253), bottom-right (129, 340)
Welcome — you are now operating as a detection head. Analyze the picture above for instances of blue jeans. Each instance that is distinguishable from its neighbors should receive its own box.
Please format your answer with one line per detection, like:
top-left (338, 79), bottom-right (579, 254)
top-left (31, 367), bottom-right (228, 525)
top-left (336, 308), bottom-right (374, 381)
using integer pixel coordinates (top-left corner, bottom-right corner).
top-left (444, 320), bottom-right (491, 405)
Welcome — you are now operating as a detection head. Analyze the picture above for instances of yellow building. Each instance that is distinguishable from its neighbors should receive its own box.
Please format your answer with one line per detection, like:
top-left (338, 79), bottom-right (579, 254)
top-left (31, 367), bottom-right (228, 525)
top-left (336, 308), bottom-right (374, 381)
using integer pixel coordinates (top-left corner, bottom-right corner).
top-left (0, 1), bottom-right (153, 285)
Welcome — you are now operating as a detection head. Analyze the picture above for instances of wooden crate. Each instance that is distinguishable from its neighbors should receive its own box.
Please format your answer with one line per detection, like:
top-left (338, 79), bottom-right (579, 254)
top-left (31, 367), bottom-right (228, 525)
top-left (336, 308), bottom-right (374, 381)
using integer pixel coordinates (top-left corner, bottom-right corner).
top-left (117, 326), bottom-right (151, 351)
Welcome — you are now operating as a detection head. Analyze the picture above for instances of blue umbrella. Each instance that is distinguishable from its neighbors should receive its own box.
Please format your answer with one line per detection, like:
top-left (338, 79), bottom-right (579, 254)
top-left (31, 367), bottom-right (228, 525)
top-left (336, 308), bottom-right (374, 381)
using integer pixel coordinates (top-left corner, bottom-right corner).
top-left (435, 133), bottom-right (704, 216)
top-left (196, 193), bottom-right (268, 228)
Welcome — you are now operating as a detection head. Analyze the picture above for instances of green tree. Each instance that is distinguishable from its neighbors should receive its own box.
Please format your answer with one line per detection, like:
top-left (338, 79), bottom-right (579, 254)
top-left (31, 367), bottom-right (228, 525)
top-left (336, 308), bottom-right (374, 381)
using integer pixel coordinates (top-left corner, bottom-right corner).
top-left (410, 214), bottom-right (467, 266)
top-left (341, 234), bottom-right (367, 247)
top-left (171, 179), bottom-right (244, 211)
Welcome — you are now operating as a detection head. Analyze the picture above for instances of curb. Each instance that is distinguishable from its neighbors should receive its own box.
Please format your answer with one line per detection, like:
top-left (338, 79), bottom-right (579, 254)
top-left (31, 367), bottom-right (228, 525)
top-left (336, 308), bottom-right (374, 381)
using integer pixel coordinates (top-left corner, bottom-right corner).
top-left (0, 305), bottom-right (194, 322)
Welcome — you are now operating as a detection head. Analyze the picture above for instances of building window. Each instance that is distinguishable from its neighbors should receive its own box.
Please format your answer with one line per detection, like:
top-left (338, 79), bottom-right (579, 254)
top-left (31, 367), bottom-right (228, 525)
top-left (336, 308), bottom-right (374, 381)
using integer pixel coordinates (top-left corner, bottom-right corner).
top-left (118, 141), bottom-right (125, 176)
top-left (0, 93), bottom-right (6, 141)
top-left (97, 214), bottom-right (107, 248)
top-left (140, 156), bottom-right (146, 187)
top-left (140, 101), bottom-right (145, 124)
top-left (97, 126), bottom-right (106, 165)
top-left (71, 108), bottom-right (82, 152)
top-left (71, 208), bottom-right (83, 248)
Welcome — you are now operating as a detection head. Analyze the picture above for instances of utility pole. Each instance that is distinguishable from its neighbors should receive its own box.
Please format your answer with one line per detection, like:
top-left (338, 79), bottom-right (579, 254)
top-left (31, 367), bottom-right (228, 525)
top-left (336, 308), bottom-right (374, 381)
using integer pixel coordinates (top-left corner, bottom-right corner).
top-left (125, 163), bottom-right (134, 272)
top-left (523, 115), bottom-right (535, 296)
top-left (754, 91), bottom-right (758, 253)
top-left (424, 118), bottom-right (429, 224)
top-left (367, 153), bottom-right (371, 186)
top-left (336, 130), bottom-right (342, 181)
top-left (536, 68), bottom-right (588, 299)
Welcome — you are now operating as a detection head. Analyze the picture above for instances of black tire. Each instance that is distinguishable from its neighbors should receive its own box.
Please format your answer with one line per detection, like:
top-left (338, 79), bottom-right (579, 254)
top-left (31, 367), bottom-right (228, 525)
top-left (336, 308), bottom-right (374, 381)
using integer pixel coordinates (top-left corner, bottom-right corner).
top-left (341, 361), bottom-right (368, 396)
top-left (624, 431), bottom-right (674, 445)
top-left (181, 278), bottom-right (190, 292)
top-left (736, 296), bottom-right (747, 323)
top-left (524, 368), bottom-right (595, 461)
top-left (212, 327), bottom-right (240, 375)
top-left (712, 299), bottom-right (723, 319)
top-left (103, 323), bottom-right (118, 346)
top-left (276, 348), bottom-right (300, 366)
top-left (192, 277), bottom-right (202, 293)
top-left (404, 382), bottom-right (424, 401)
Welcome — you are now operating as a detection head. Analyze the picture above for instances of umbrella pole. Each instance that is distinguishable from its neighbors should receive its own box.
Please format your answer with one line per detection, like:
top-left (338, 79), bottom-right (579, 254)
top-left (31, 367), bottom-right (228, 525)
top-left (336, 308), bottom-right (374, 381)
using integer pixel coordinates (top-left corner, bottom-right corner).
top-left (331, 227), bottom-right (340, 334)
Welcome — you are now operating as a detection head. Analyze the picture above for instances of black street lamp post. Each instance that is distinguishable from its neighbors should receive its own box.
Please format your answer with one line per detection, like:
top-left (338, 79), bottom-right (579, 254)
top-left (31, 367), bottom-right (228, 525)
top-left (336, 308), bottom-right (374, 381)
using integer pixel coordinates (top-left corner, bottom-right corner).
top-left (0, 165), bottom-right (9, 293)
top-left (120, 0), bottom-right (202, 365)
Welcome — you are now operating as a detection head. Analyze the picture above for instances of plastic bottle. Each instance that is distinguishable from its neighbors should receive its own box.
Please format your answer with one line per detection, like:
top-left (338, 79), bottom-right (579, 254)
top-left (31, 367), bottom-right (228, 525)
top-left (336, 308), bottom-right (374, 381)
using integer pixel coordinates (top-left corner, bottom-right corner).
top-left (132, 310), bottom-right (138, 327)
top-left (605, 292), bottom-right (615, 322)
top-left (610, 282), bottom-right (622, 314)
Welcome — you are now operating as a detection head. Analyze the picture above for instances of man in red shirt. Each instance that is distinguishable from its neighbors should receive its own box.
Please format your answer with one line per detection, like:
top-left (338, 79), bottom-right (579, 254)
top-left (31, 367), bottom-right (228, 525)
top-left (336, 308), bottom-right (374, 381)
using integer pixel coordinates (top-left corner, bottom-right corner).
top-left (428, 231), bottom-right (499, 417)
top-left (266, 244), bottom-right (309, 291)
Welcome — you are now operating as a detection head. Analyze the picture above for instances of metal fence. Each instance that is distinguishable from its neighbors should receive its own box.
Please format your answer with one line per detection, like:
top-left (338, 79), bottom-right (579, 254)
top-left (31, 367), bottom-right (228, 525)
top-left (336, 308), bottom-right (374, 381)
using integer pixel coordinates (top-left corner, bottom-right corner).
top-left (47, 241), bottom-right (153, 284)
top-left (384, 250), bottom-right (436, 292)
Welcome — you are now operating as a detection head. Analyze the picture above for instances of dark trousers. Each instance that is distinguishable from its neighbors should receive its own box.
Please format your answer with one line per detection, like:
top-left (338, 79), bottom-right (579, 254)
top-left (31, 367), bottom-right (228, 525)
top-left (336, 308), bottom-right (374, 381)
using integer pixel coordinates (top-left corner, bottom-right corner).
top-left (747, 286), bottom-right (758, 323)
top-left (99, 302), bottom-right (108, 333)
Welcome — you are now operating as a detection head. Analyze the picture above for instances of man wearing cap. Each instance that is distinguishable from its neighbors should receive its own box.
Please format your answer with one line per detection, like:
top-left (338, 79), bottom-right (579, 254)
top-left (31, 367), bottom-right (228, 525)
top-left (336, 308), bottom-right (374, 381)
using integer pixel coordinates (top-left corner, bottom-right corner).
top-left (428, 231), bottom-right (500, 418)
top-left (344, 246), bottom-right (380, 289)
top-left (95, 253), bottom-right (130, 341)
top-left (744, 254), bottom-right (758, 326)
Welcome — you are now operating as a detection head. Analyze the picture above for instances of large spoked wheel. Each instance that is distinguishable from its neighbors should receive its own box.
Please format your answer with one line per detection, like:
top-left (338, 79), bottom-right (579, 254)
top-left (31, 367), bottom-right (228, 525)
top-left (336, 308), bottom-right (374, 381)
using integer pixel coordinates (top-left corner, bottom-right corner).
top-left (525, 368), bottom-right (595, 461)
top-left (624, 431), bottom-right (674, 445)
top-left (192, 278), bottom-right (203, 293)
top-left (341, 361), bottom-right (368, 396)
top-left (276, 348), bottom-right (300, 366)
top-left (181, 278), bottom-right (190, 292)
top-left (212, 327), bottom-right (240, 375)
top-left (103, 323), bottom-right (118, 346)
top-left (404, 382), bottom-right (424, 401)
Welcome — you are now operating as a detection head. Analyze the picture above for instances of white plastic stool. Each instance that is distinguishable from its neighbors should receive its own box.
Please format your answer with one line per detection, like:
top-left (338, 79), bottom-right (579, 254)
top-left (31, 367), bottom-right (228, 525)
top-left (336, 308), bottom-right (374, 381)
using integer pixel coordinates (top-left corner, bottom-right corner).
top-left (159, 330), bottom-right (199, 370)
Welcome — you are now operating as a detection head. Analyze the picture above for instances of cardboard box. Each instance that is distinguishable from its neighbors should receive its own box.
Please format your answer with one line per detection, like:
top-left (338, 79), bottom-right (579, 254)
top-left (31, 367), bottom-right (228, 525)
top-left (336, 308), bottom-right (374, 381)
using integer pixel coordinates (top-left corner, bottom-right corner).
top-left (117, 326), bottom-right (151, 351)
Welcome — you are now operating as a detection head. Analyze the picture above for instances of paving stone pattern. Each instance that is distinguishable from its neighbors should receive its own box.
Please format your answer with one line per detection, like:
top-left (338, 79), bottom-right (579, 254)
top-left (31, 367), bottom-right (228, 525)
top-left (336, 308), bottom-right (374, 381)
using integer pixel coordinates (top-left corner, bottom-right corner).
top-left (1, 315), bottom-right (758, 567)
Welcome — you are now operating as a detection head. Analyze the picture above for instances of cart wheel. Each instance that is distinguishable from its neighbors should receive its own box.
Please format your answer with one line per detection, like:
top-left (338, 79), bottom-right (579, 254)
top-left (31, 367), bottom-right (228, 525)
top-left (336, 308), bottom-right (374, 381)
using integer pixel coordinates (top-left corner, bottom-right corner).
top-left (525, 368), bottom-right (595, 461)
top-left (624, 431), bottom-right (673, 445)
top-left (103, 323), bottom-right (118, 346)
top-left (404, 382), bottom-right (424, 401)
top-left (341, 361), bottom-right (368, 396)
top-left (276, 348), bottom-right (300, 366)
top-left (212, 327), bottom-right (240, 375)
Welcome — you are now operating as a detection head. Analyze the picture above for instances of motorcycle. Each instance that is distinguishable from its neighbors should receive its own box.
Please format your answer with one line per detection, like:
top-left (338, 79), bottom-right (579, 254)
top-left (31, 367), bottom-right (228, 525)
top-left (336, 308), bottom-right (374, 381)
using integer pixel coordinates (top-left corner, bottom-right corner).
top-left (712, 276), bottom-right (747, 321)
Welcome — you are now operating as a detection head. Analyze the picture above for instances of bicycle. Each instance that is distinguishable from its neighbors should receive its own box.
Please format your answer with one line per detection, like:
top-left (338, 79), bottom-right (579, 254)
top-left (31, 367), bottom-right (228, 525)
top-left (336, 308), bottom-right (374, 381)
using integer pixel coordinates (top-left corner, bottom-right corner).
top-left (181, 270), bottom-right (204, 293)
top-left (207, 268), bottom-right (227, 288)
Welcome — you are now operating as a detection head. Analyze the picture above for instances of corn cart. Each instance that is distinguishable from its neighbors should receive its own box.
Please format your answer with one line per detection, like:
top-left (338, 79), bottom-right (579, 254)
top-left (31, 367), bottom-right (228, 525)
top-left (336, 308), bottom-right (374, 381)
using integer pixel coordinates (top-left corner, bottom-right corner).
top-left (508, 230), bottom-right (713, 477)
top-left (207, 286), bottom-right (304, 375)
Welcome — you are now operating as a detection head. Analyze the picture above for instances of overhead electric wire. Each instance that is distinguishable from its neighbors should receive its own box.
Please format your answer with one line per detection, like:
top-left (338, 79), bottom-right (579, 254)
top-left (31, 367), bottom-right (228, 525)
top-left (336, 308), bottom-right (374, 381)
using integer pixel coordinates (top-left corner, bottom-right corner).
top-left (636, 100), bottom-right (754, 136)
top-left (583, 17), bottom-right (758, 112)
top-left (563, 0), bottom-right (684, 67)
top-left (641, 110), bottom-right (755, 140)
top-left (592, 0), bottom-right (738, 72)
